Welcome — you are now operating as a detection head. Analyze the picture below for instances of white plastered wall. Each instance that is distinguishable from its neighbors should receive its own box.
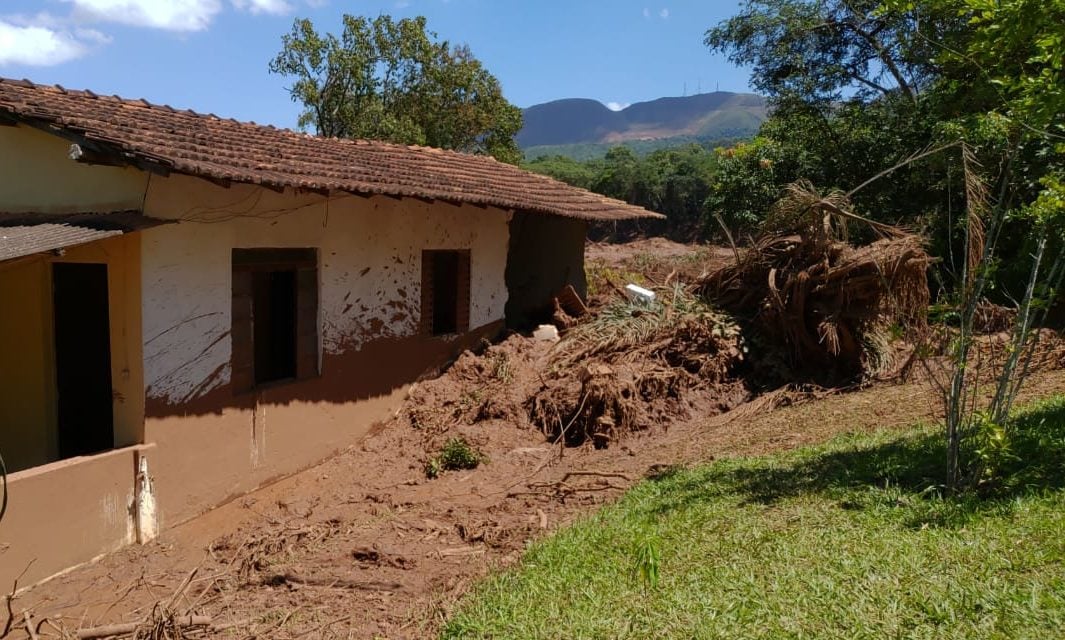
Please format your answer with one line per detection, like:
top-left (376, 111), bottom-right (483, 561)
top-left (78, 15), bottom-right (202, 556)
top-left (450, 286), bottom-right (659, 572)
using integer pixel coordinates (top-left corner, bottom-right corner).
top-left (140, 175), bottom-right (510, 406)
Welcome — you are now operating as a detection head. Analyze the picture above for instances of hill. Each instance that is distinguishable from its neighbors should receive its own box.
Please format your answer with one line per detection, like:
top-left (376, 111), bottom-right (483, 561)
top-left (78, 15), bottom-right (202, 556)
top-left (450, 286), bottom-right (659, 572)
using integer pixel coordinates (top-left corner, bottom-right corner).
top-left (518, 92), bottom-right (766, 159)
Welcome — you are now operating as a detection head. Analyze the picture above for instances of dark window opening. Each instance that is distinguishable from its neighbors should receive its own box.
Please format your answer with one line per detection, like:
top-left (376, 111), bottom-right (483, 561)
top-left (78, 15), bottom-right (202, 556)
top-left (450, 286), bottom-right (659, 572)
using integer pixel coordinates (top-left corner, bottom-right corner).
top-left (421, 249), bottom-right (471, 336)
top-left (252, 269), bottom-right (297, 384)
top-left (232, 249), bottom-right (318, 393)
top-left (431, 251), bottom-right (459, 335)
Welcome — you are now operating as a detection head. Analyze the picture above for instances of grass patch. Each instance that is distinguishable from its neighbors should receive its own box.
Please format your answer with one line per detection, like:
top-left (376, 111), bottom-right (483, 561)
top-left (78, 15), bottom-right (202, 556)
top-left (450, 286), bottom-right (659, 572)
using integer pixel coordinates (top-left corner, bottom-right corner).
top-left (443, 396), bottom-right (1065, 639)
top-left (426, 437), bottom-right (486, 479)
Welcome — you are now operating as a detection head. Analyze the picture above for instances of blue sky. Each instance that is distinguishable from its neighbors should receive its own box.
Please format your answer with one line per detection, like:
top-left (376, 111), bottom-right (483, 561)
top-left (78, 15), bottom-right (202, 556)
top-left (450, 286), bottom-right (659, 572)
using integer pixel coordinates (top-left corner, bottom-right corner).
top-left (0, 0), bottom-right (753, 129)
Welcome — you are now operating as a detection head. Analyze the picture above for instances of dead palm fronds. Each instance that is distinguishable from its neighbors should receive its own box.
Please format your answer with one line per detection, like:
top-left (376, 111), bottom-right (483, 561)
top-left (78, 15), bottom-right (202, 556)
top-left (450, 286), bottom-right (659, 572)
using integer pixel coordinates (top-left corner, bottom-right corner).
top-left (700, 181), bottom-right (932, 383)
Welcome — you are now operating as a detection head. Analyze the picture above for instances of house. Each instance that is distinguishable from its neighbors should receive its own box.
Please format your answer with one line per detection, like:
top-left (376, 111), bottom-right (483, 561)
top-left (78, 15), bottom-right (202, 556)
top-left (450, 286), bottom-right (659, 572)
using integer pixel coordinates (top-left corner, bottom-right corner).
top-left (0, 78), bottom-right (658, 587)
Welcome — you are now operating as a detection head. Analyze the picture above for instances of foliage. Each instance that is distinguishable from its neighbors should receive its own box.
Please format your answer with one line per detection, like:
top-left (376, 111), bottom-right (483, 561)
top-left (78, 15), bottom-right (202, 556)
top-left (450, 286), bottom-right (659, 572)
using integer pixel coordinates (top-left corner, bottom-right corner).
top-left (704, 136), bottom-right (790, 233)
top-left (270, 14), bottom-right (523, 163)
top-left (523, 135), bottom-right (749, 163)
top-left (443, 396), bottom-right (1065, 639)
top-left (704, 0), bottom-right (956, 106)
top-left (425, 437), bottom-right (485, 479)
top-left (524, 143), bottom-right (721, 239)
top-left (632, 537), bottom-right (660, 590)
top-left (521, 154), bottom-right (599, 190)
top-left (912, 0), bottom-right (1065, 490)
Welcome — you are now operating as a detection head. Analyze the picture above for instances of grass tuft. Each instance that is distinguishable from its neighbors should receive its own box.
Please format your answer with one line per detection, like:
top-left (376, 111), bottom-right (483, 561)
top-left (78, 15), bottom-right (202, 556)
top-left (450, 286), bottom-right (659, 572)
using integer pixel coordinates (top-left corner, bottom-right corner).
top-left (426, 437), bottom-right (486, 479)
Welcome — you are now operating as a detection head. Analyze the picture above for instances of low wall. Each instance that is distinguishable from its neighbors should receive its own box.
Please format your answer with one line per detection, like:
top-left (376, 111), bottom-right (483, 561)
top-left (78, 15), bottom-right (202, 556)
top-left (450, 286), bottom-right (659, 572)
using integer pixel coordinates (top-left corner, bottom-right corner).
top-left (0, 444), bottom-right (155, 587)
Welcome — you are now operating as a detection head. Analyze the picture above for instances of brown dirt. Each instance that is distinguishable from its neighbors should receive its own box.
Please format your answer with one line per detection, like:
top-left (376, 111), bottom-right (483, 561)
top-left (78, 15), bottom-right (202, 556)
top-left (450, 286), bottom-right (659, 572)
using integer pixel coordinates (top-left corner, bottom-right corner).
top-left (13, 356), bottom-right (1065, 639)
top-left (9, 238), bottom-right (1065, 640)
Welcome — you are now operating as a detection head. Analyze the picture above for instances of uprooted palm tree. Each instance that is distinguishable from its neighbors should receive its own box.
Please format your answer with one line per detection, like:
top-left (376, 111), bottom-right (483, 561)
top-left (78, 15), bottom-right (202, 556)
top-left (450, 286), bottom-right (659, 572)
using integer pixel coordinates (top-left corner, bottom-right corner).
top-left (701, 180), bottom-right (932, 384)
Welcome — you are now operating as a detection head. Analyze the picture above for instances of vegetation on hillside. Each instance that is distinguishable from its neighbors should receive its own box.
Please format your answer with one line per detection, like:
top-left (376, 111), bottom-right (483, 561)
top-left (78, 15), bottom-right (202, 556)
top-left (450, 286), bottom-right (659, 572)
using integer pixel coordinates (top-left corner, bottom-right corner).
top-left (525, 144), bottom-right (721, 239)
top-left (525, 1), bottom-right (1064, 284)
top-left (444, 395), bottom-right (1065, 639)
top-left (523, 134), bottom-right (747, 163)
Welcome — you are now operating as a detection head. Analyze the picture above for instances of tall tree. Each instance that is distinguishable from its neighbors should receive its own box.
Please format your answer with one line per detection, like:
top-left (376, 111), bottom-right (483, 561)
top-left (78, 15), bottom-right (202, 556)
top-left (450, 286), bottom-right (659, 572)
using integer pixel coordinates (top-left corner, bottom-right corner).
top-left (269, 14), bottom-right (523, 163)
top-left (704, 0), bottom-right (958, 107)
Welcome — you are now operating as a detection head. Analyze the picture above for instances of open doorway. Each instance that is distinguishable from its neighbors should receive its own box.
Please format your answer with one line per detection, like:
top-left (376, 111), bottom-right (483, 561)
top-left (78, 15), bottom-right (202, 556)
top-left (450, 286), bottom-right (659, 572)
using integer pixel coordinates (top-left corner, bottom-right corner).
top-left (52, 263), bottom-right (114, 458)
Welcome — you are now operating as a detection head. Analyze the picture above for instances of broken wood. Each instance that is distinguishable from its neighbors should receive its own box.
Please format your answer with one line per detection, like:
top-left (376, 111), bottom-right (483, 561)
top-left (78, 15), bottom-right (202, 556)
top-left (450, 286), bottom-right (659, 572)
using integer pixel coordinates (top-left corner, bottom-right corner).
top-left (75, 615), bottom-right (212, 639)
top-left (259, 572), bottom-right (402, 591)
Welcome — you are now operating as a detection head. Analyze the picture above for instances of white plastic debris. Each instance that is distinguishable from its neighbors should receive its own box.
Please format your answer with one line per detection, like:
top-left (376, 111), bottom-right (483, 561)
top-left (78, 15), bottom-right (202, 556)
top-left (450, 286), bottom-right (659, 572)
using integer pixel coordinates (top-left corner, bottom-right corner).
top-left (625, 283), bottom-right (656, 304)
top-left (532, 324), bottom-right (560, 343)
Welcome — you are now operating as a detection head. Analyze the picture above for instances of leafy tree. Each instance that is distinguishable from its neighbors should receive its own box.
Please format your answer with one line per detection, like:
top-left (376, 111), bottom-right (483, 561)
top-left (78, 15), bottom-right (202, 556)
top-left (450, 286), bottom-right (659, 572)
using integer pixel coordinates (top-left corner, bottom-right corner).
top-left (705, 137), bottom-right (791, 234)
top-left (704, 0), bottom-right (958, 107)
top-left (270, 14), bottom-right (523, 163)
top-left (522, 155), bottom-right (601, 190)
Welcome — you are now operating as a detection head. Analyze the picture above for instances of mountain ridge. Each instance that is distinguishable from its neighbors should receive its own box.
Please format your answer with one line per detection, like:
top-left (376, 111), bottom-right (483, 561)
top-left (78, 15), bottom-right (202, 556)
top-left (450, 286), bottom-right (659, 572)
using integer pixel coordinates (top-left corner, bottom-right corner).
top-left (517, 91), bottom-right (767, 152)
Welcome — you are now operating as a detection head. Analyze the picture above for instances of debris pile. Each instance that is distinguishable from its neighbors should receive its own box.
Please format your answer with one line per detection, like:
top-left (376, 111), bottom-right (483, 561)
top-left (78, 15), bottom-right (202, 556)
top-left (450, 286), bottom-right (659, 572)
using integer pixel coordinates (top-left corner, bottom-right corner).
top-left (700, 181), bottom-right (932, 383)
top-left (398, 182), bottom-right (935, 452)
top-left (528, 287), bottom-right (749, 447)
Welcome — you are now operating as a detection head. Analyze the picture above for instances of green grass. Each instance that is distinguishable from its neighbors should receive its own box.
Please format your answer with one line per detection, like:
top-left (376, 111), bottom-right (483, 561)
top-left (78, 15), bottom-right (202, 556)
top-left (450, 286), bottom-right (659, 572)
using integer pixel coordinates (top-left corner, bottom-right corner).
top-left (443, 396), bottom-right (1065, 639)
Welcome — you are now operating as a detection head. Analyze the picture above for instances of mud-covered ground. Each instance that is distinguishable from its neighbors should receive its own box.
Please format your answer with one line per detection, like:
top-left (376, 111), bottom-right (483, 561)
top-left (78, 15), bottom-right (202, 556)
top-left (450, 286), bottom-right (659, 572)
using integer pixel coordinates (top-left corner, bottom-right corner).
top-left (9, 241), bottom-right (1065, 639)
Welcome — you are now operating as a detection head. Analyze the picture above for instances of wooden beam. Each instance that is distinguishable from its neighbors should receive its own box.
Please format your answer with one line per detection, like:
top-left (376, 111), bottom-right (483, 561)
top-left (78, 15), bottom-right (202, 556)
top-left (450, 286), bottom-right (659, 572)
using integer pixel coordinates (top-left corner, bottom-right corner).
top-left (196, 174), bottom-right (232, 190)
top-left (296, 186), bottom-right (331, 197)
top-left (67, 141), bottom-right (172, 177)
top-left (68, 143), bottom-right (124, 168)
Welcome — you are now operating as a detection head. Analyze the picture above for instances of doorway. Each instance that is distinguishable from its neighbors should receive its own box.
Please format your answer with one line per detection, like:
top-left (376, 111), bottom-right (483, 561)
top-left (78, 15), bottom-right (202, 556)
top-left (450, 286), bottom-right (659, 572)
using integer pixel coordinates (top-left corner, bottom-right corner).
top-left (52, 263), bottom-right (114, 459)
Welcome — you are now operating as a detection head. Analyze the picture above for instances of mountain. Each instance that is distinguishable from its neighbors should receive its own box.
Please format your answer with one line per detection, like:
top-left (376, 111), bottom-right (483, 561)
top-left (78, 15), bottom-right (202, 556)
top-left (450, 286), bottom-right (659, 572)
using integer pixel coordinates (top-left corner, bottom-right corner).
top-left (518, 92), bottom-right (767, 160)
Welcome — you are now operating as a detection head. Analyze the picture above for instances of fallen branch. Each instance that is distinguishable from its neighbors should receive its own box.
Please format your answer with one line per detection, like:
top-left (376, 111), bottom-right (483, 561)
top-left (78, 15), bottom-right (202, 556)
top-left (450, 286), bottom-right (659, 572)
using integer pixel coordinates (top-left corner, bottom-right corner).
top-left (75, 615), bottom-right (212, 639)
top-left (258, 572), bottom-right (402, 591)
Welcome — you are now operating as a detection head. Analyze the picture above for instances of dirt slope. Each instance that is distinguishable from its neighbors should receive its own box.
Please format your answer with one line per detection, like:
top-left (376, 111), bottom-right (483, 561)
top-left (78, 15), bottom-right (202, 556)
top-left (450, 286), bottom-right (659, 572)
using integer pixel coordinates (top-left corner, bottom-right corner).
top-left (14, 357), bottom-right (1065, 639)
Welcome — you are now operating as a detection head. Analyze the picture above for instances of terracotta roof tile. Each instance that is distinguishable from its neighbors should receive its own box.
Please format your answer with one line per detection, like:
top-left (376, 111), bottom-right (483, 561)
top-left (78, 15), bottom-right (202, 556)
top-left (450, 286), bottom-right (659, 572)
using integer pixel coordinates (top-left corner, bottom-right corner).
top-left (0, 79), bottom-right (661, 222)
top-left (0, 211), bottom-right (168, 261)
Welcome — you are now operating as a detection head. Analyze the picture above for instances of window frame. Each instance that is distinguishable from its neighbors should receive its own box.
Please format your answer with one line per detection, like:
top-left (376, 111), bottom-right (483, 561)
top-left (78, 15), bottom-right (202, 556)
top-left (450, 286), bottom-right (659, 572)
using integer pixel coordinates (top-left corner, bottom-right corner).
top-left (420, 249), bottom-right (471, 337)
top-left (231, 248), bottom-right (319, 393)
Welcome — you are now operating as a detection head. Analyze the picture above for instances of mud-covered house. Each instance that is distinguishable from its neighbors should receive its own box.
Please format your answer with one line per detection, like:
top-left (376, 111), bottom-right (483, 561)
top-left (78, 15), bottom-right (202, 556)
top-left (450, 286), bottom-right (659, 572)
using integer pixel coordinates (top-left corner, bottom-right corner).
top-left (0, 78), bottom-right (657, 586)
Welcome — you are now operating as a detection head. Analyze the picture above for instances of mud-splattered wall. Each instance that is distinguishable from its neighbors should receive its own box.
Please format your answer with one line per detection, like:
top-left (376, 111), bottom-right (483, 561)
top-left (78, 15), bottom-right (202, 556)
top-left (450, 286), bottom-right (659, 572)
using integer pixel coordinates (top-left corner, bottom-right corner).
top-left (138, 176), bottom-right (510, 526)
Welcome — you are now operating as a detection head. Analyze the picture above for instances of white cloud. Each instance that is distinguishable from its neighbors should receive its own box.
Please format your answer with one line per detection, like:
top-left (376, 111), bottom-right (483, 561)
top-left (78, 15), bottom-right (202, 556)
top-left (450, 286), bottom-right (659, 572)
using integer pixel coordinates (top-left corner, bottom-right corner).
top-left (0, 19), bottom-right (94, 66)
top-left (605, 101), bottom-right (630, 112)
top-left (659, 8), bottom-right (670, 18)
top-left (642, 7), bottom-right (650, 18)
top-left (74, 27), bottom-right (113, 45)
top-left (62, 0), bottom-right (223, 32)
top-left (231, 0), bottom-right (293, 14)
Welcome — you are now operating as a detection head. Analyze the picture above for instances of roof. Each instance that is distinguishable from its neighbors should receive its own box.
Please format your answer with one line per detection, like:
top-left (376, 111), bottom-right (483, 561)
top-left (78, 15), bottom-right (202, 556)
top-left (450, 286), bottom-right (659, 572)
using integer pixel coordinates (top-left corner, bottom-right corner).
top-left (0, 212), bottom-right (166, 262)
top-left (0, 78), bottom-right (662, 222)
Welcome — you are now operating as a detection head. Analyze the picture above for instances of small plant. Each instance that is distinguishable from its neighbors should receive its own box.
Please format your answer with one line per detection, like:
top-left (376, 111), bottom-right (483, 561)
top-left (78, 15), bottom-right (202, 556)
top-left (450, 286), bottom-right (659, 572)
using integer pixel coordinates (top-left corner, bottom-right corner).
top-left (586, 259), bottom-right (646, 297)
top-left (459, 389), bottom-right (484, 414)
top-left (633, 537), bottom-right (661, 590)
top-left (971, 412), bottom-right (1020, 485)
top-left (425, 437), bottom-right (486, 478)
top-left (488, 351), bottom-right (513, 384)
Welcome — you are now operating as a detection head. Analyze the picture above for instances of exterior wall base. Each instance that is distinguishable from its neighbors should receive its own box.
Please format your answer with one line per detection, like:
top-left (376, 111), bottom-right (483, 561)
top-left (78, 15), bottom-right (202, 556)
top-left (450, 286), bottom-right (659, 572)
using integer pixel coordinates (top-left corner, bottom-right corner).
top-left (143, 320), bottom-right (506, 538)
